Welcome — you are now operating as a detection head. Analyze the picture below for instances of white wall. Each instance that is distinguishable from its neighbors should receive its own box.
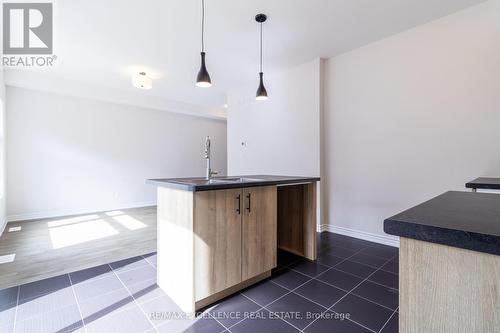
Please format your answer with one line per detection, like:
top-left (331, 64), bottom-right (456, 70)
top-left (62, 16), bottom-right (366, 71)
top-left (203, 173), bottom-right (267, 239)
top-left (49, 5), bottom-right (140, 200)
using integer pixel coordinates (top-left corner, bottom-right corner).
top-left (227, 59), bottom-right (322, 177)
top-left (6, 87), bottom-right (227, 221)
top-left (323, 0), bottom-right (500, 244)
top-left (227, 59), bottom-right (323, 225)
top-left (0, 71), bottom-right (6, 234)
top-left (0, 2), bottom-right (6, 235)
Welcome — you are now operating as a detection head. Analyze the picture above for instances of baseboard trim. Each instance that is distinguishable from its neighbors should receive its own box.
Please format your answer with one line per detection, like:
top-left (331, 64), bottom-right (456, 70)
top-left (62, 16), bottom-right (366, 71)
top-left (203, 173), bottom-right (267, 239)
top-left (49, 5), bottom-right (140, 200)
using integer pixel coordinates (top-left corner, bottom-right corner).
top-left (7, 201), bottom-right (157, 223)
top-left (320, 224), bottom-right (400, 248)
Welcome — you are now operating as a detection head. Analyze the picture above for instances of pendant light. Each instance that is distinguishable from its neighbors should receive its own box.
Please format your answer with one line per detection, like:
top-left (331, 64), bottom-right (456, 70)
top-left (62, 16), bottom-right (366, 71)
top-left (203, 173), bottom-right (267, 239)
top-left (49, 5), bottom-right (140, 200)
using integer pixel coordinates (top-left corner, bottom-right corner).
top-left (255, 13), bottom-right (268, 101)
top-left (196, 0), bottom-right (212, 87)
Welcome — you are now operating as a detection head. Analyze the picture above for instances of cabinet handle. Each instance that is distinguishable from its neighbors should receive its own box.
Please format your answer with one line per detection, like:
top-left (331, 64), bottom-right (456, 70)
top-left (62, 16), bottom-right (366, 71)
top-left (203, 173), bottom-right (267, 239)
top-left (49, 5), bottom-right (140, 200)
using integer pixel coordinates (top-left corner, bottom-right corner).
top-left (236, 194), bottom-right (241, 214)
top-left (246, 193), bottom-right (251, 213)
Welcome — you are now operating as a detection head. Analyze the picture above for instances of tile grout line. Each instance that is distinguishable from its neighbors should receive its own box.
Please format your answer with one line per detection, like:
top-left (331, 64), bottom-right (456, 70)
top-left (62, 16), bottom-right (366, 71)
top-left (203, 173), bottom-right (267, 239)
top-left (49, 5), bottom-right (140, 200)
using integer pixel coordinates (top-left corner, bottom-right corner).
top-left (68, 273), bottom-right (88, 333)
top-left (206, 311), bottom-right (233, 333)
top-left (310, 277), bottom-right (397, 312)
top-left (108, 264), bottom-right (160, 333)
top-left (378, 306), bottom-right (398, 333)
top-left (301, 254), bottom-right (397, 332)
top-left (265, 280), bottom-right (376, 333)
top-left (141, 254), bottom-right (157, 270)
top-left (278, 272), bottom-right (397, 313)
top-left (289, 254), bottom-right (399, 311)
top-left (211, 295), bottom-right (266, 331)
top-left (271, 266), bottom-right (398, 317)
top-left (11, 286), bottom-right (20, 333)
top-left (211, 316), bottom-right (233, 333)
top-left (344, 255), bottom-right (396, 271)
top-left (291, 289), bottom-right (377, 333)
top-left (11, 302), bottom-right (95, 332)
top-left (328, 310), bottom-right (377, 333)
top-left (286, 244), bottom-right (371, 284)
top-left (311, 254), bottom-right (399, 332)
top-left (225, 245), bottom-right (373, 332)
top-left (323, 259), bottom-right (398, 289)
top-left (215, 252), bottom-right (324, 331)
top-left (239, 293), bottom-right (303, 332)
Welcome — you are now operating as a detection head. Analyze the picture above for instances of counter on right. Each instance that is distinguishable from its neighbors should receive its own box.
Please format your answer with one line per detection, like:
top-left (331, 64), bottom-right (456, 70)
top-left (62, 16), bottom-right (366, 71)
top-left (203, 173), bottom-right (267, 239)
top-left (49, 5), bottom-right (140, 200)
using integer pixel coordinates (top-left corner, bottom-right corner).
top-left (384, 191), bottom-right (500, 333)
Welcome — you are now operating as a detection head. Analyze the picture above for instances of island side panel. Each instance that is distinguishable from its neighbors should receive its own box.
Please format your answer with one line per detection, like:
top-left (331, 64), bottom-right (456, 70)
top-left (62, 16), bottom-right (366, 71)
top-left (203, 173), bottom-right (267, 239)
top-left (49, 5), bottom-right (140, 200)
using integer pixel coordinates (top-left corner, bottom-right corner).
top-left (157, 187), bottom-right (195, 313)
top-left (302, 182), bottom-right (317, 260)
top-left (277, 185), bottom-right (305, 255)
top-left (400, 237), bottom-right (500, 333)
top-left (277, 183), bottom-right (317, 260)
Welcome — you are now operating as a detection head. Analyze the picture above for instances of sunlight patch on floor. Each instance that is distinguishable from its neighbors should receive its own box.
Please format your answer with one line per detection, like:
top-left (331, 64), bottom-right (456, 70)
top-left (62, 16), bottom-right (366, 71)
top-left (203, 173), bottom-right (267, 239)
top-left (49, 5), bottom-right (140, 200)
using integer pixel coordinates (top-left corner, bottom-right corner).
top-left (0, 253), bottom-right (16, 264)
top-left (49, 219), bottom-right (119, 249)
top-left (112, 215), bottom-right (147, 231)
top-left (47, 214), bottom-right (100, 227)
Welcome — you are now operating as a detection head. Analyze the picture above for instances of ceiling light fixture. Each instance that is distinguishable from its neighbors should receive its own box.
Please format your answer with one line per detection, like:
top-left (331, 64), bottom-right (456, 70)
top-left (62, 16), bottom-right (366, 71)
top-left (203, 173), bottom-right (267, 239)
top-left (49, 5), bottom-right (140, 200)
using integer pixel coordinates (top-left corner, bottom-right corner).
top-left (255, 13), bottom-right (268, 101)
top-left (132, 72), bottom-right (152, 90)
top-left (196, 0), bottom-right (212, 88)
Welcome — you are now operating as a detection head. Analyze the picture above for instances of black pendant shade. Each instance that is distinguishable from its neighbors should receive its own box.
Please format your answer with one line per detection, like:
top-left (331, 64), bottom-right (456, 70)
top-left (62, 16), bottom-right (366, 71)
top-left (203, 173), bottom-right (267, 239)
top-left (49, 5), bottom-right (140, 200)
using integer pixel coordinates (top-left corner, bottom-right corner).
top-left (196, 52), bottom-right (212, 88)
top-left (255, 14), bottom-right (268, 101)
top-left (196, 0), bottom-right (211, 88)
top-left (193, 7), bottom-right (271, 97)
top-left (256, 72), bottom-right (268, 100)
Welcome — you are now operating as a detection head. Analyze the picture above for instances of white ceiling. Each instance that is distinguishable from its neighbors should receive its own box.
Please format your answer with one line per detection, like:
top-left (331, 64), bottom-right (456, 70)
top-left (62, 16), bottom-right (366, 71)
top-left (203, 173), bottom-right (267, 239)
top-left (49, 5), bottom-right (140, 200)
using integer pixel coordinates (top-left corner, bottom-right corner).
top-left (4, 0), bottom-right (486, 118)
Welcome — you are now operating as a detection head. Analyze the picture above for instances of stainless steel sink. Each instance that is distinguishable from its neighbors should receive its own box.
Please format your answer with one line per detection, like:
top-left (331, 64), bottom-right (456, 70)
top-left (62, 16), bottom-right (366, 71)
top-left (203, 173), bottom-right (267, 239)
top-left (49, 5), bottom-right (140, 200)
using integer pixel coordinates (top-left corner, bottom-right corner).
top-left (165, 177), bottom-right (264, 186)
top-left (208, 177), bottom-right (263, 184)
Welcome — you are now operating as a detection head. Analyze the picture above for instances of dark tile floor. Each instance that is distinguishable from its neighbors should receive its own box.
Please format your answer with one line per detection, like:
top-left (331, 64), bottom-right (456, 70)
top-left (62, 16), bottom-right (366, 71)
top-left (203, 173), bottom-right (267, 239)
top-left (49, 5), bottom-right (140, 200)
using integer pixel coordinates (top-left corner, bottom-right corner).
top-left (0, 233), bottom-right (399, 333)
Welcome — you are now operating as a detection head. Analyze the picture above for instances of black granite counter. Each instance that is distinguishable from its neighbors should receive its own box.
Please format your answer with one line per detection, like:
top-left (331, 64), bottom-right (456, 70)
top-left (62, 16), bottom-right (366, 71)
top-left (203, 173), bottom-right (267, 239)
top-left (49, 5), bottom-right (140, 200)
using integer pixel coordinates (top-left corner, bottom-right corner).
top-left (147, 175), bottom-right (320, 192)
top-left (466, 177), bottom-right (500, 191)
top-left (384, 191), bottom-right (500, 256)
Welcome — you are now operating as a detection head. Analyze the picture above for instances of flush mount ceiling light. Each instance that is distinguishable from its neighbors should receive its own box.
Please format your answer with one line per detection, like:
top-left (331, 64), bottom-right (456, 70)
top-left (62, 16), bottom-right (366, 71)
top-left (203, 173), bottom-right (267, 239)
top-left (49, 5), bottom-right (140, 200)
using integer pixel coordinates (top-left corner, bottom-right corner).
top-left (196, 0), bottom-right (212, 88)
top-left (255, 13), bottom-right (268, 101)
top-left (132, 72), bottom-right (152, 90)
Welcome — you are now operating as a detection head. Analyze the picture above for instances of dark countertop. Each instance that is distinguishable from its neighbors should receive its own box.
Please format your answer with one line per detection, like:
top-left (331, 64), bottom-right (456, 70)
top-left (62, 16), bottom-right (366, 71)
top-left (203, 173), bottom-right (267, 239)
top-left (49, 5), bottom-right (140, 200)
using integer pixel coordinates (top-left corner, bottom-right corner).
top-left (384, 191), bottom-right (500, 256)
top-left (147, 175), bottom-right (320, 192)
top-left (466, 177), bottom-right (500, 190)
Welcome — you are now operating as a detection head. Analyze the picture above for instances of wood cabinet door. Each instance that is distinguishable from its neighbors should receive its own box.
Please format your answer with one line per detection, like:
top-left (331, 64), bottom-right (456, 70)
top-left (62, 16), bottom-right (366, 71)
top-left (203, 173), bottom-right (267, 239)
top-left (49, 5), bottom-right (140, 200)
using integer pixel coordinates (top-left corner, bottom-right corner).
top-left (194, 189), bottom-right (242, 300)
top-left (242, 186), bottom-right (277, 280)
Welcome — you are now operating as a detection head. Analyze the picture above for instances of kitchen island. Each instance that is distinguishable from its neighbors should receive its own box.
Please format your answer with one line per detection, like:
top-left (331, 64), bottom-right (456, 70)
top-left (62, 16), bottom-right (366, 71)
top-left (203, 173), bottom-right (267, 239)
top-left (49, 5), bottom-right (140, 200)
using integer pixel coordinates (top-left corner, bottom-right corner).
top-left (384, 191), bottom-right (500, 333)
top-left (147, 175), bottom-right (320, 313)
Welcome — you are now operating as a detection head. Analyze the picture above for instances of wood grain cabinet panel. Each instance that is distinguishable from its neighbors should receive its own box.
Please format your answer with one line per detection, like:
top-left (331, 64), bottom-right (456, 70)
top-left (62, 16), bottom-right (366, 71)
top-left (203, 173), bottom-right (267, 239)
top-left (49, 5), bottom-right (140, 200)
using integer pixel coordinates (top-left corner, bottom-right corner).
top-left (400, 237), bottom-right (500, 333)
top-left (194, 189), bottom-right (242, 301)
top-left (242, 186), bottom-right (277, 280)
top-left (277, 183), bottom-right (317, 260)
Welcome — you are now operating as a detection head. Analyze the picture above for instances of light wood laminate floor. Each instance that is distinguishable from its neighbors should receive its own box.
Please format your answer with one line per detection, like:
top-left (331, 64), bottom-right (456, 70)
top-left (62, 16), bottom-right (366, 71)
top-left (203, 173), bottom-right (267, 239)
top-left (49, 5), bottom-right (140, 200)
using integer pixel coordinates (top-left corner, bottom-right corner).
top-left (0, 206), bottom-right (157, 290)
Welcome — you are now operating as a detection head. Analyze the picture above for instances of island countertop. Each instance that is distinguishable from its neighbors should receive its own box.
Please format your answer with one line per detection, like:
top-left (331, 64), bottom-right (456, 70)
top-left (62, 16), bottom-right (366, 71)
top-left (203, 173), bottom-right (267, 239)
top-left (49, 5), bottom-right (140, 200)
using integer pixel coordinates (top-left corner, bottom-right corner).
top-left (147, 175), bottom-right (320, 192)
top-left (384, 191), bottom-right (500, 256)
top-left (466, 177), bottom-right (500, 190)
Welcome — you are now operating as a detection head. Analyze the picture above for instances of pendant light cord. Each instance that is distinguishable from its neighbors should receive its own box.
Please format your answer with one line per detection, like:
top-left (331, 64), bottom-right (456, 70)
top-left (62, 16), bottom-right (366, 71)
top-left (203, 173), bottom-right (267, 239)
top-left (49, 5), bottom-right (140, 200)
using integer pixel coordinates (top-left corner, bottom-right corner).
top-left (259, 22), bottom-right (263, 72)
top-left (201, 0), bottom-right (205, 52)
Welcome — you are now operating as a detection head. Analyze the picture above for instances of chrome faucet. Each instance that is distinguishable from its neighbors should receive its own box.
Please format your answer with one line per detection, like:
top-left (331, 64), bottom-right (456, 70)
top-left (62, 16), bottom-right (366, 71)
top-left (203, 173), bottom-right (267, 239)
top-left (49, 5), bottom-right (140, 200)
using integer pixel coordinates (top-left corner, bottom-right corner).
top-left (205, 136), bottom-right (218, 180)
